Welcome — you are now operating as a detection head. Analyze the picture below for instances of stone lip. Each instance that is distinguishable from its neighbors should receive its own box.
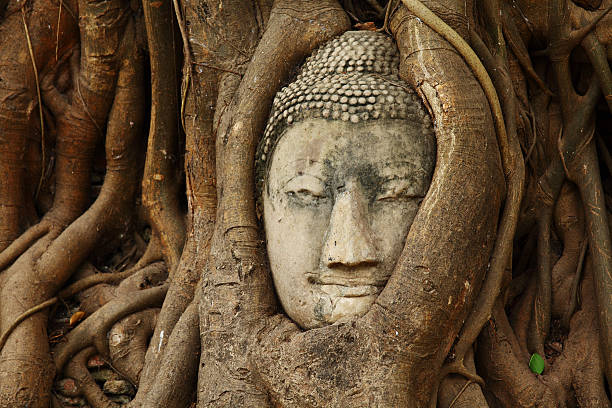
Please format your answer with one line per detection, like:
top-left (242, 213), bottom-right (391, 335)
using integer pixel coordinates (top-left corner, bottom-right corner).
top-left (319, 283), bottom-right (383, 297)
top-left (306, 272), bottom-right (389, 297)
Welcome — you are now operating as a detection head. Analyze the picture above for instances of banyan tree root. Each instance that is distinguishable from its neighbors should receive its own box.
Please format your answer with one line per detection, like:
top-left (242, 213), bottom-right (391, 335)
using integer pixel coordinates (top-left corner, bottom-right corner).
top-left (64, 347), bottom-right (120, 408)
top-left (0, 0), bottom-right (79, 253)
top-left (402, 1), bottom-right (526, 392)
top-left (428, 1), bottom-right (610, 404)
top-left (108, 308), bottom-right (160, 385)
top-left (478, 261), bottom-right (610, 407)
top-left (141, 0), bottom-right (185, 274)
top-left (129, 237), bottom-right (205, 405)
top-left (53, 266), bottom-right (167, 406)
top-left (0, 261), bottom-right (167, 351)
top-left (127, 0), bottom-right (219, 402)
top-left (543, 0), bottom-right (612, 386)
top-left (385, 1), bottom-right (504, 403)
top-left (53, 284), bottom-right (169, 373)
top-left (477, 298), bottom-right (561, 407)
top-left (134, 299), bottom-right (200, 408)
top-left (0, 6), bottom-right (143, 406)
top-left (77, 262), bottom-right (168, 315)
top-left (437, 348), bottom-right (488, 408)
top-left (551, 184), bottom-right (585, 321)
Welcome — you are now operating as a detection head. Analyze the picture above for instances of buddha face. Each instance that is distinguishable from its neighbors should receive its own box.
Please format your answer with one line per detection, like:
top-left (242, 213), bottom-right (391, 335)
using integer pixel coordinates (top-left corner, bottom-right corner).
top-left (263, 118), bottom-right (435, 329)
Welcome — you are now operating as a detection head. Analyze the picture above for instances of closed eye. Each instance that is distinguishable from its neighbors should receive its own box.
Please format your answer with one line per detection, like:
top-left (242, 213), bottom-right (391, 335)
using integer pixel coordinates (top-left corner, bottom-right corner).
top-left (284, 174), bottom-right (328, 205)
top-left (376, 178), bottom-right (423, 201)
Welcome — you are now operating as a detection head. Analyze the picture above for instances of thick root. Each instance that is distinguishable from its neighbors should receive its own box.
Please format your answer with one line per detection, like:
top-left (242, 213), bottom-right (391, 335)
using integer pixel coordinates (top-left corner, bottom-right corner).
top-left (65, 347), bottom-right (119, 408)
top-left (109, 308), bottom-right (159, 385)
top-left (137, 300), bottom-right (200, 408)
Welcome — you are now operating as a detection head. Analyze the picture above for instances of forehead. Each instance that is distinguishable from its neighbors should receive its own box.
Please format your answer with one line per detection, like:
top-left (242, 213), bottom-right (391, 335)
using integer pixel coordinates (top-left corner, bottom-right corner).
top-left (268, 118), bottom-right (434, 179)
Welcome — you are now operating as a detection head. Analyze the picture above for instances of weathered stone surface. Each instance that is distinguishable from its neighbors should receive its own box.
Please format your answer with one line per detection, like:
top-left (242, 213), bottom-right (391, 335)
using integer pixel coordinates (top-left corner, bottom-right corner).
top-left (258, 31), bottom-right (435, 330)
top-left (263, 118), bottom-right (434, 329)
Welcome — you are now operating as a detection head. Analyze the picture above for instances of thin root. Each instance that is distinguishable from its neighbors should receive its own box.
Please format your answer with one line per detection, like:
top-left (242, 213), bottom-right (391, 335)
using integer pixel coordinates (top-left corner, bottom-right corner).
top-left (54, 284), bottom-right (169, 372)
top-left (21, 7), bottom-right (46, 199)
top-left (448, 380), bottom-right (474, 408)
top-left (0, 222), bottom-right (50, 271)
top-left (0, 259), bottom-right (162, 354)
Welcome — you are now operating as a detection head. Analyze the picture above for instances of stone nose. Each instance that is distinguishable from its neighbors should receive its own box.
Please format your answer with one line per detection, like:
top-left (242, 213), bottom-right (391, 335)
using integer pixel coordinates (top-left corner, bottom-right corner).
top-left (321, 183), bottom-right (379, 268)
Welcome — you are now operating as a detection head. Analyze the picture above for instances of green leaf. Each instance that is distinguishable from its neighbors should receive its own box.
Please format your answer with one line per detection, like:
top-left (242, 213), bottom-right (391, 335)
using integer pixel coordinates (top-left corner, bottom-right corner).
top-left (529, 353), bottom-right (545, 374)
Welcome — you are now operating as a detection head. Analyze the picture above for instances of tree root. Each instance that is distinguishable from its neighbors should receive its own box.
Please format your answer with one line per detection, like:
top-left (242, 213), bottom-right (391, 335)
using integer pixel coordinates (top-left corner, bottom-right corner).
top-left (562, 236), bottom-right (587, 329)
top-left (135, 300), bottom-right (200, 408)
top-left (128, 0), bottom-right (221, 400)
top-left (66, 260), bottom-right (163, 303)
top-left (141, 0), bottom-right (186, 274)
top-left (108, 308), bottom-right (159, 385)
top-left (510, 276), bottom-right (536, 356)
top-left (530, 204), bottom-right (554, 355)
top-left (582, 31), bottom-right (612, 113)
top-left (438, 348), bottom-right (488, 408)
top-left (0, 296), bottom-right (57, 352)
top-left (500, 1), bottom-right (553, 96)
top-left (20, 4), bottom-right (46, 199)
top-left (545, 0), bottom-right (612, 386)
top-left (64, 347), bottom-right (119, 408)
top-left (54, 284), bottom-right (169, 373)
top-left (551, 184), bottom-right (585, 320)
top-left (0, 261), bottom-right (166, 353)
top-left (566, 271), bottom-right (611, 406)
top-left (477, 300), bottom-right (560, 407)
top-left (78, 262), bottom-right (168, 316)
top-left (570, 135), bottom-right (612, 388)
top-left (390, 6), bottom-right (522, 397)
top-left (0, 2), bottom-right (61, 254)
top-left (0, 15), bottom-right (143, 404)
top-left (479, 261), bottom-right (611, 407)
top-left (131, 239), bottom-right (201, 402)
top-left (0, 222), bottom-right (49, 271)
top-left (406, 0), bottom-right (524, 386)
top-left (400, 0), bottom-right (510, 156)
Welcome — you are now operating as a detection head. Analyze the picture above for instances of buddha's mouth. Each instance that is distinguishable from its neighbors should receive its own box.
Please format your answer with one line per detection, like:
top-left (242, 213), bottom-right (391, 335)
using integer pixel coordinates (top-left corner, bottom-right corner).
top-left (319, 283), bottom-right (383, 297)
top-left (306, 273), bottom-right (389, 297)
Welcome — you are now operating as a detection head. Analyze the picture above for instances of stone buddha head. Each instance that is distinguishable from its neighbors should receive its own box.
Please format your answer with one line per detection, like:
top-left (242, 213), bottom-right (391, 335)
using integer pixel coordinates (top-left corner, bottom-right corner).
top-left (256, 31), bottom-right (436, 330)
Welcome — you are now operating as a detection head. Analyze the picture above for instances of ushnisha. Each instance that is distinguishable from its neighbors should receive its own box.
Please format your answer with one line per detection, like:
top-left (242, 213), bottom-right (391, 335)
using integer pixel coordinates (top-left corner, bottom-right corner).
top-left (256, 30), bottom-right (434, 196)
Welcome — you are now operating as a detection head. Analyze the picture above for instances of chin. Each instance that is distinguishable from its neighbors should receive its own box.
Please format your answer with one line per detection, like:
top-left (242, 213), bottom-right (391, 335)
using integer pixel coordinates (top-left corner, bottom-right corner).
top-left (327, 294), bottom-right (377, 324)
top-left (303, 292), bottom-right (379, 328)
top-left (286, 288), bottom-right (382, 330)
